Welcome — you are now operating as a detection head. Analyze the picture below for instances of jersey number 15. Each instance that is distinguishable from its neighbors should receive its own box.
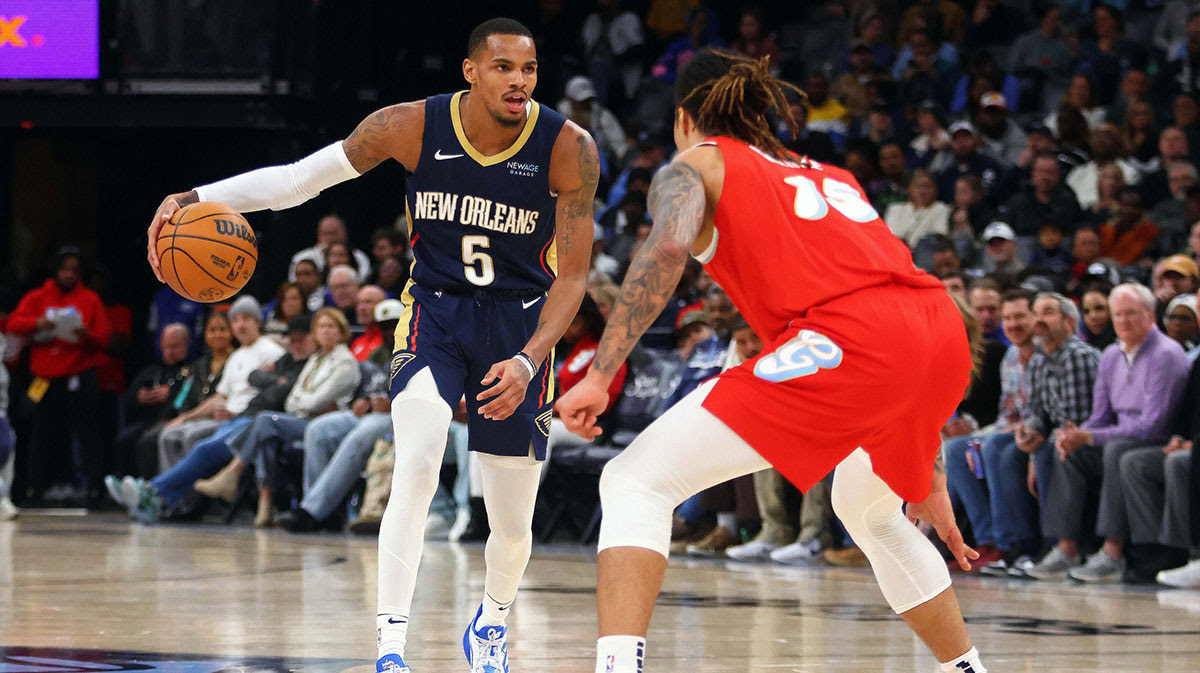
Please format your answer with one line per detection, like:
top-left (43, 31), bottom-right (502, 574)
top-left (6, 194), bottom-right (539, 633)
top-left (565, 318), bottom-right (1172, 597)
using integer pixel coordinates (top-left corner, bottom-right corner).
top-left (783, 175), bottom-right (879, 223)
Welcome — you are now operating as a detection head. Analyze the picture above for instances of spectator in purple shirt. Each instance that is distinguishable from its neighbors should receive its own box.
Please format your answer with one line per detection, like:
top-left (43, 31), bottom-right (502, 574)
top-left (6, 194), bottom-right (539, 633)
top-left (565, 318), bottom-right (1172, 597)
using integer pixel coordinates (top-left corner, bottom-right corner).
top-left (1028, 283), bottom-right (1190, 582)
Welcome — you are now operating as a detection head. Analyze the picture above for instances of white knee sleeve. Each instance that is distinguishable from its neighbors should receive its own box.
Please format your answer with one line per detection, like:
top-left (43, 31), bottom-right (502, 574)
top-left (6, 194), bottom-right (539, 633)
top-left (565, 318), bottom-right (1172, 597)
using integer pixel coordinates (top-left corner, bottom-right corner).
top-left (596, 453), bottom-right (681, 557)
top-left (377, 367), bottom-right (453, 616)
top-left (832, 449), bottom-right (951, 614)
top-left (478, 452), bottom-right (542, 611)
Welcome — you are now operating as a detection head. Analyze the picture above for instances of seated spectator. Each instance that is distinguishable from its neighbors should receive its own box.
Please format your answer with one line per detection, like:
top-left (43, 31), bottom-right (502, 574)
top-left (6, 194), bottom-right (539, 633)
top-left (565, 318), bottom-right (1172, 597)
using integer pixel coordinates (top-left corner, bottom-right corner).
top-left (1080, 284), bottom-right (1117, 351)
top-left (1029, 284), bottom-right (1190, 582)
top-left (953, 50), bottom-right (1019, 117)
top-left (324, 241), bottom-right (361, 279)
top-left (147, 284), bottom-right (204, 359)
top-left (376, 255), bottom-right (408, 299)
top-left (940, 270), bottom-right (968, 301)
top-left (0, 334), bottom-right (15, 519)
top-left (1067, 124), bottom-right (1141, 210)
top-left (869, 142), bottom-right (910, 215)
top-left (803, 72), bottom-right (850, 149)
top-left (1009, 6), bottom-right (1073, 112)
top-left (1106, 69), bottom-right (1151, 127)
top-left (108, 307), bottom-right (298, 523)
top-left (1012, 123), bottom-right (1059, 189)
top-left (1164, 294), bottom-right (1200, 353)
top-left (946, 174), bottom-right (991, 256)
top-left (1137, 127), bottom-right (1191, 207)
top-left (326, 265), bottom-right (361, 328)
top-left (845, 10), bottom-right (895, 72)
top-left (830, 41), bottom-right (883, 120)
top-left (263, 281), bottom-right (310, 347)
top-left (1076, 5), bottom-right (1147, 106)
top-left (910, 100), bottom-right (951, 170)
top-left (288, 214), bottom-right (371, 282)
top-left (700, 285), bottom-right (736, 343)
top-left (921, 235), bottom-right (966, 279)
top-left (1154, 255), bottom-right (1200, 318)
top-left (651, 7), bottom-right (724, 84)
top-left (195, 308), bottom-right (360, 526)
top-left (1028, 222), bottom-right (1073, 279)
top-left (969, 277), bottom-right (1006, 345)
top-left (1149, 163), bottom-right (1199, 254)
top-left (1001, 152), bottom-right (1082, 244)
top-left (1053, 104), bottom-right (1095, 172)
top-left (975, 92), bottom-right (1025, 167)
top-left (1137, 344), bottom-right (1200, 587)
top-left (883, 170), bottom-right (950, 247)
top-left (601, 190), bottom-right (649, 266)
top-left (557, 76), bottom-right (629, 171)
top-left (1083, 162), bottom-right (1127, 226)
top-left (1099, 187), bottom-right (1160, 267)
top-left (112, 324), bottom-right (193, 479)
top-left (973, 222), bottom-right (1024, 280)
top-left (1069, 227), bottom-right (1106, 289)
top-left (781, 98), bottom-right (837, 164)
top-left (1121, 100), bottom-right (1159, 171)
top-left (364, 228), bottom-right (408, 286)
top-left (895, 29), bottom-right (961, 110)
top-left (728, 8), bottom-right (780, 73)
top-left (293, 259), bottom-right (327, 313)
top-left (349, 285), bottom-right (387, 361)
top-left (945, 289), bottom-right (1036, 570)
top-left (152, 297), bottom-right (285, 474)
top-left (1045, 75), bottom-right (1107, 136)
top-left (936, 121), bottom-right (1011, 206)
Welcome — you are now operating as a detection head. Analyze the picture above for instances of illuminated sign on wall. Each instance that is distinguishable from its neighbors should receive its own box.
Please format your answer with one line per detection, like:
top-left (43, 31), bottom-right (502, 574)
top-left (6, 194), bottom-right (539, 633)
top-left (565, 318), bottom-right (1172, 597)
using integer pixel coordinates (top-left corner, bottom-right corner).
top-left (0, 1), bottom-right (99, 79)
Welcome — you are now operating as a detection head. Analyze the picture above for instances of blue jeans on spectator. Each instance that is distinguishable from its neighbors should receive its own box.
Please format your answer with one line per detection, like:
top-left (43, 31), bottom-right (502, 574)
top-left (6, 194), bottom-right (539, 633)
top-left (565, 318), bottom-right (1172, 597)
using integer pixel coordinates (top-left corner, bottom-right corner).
top-left (151, 416), bottom-right (252, 508)
top-left (229, 410), bottom-right (312, 487)
top-left (946, 433), bottom-right (996, 547)
top-left (300, 411), bottom-right (392, 520)
top-left (429, 420), bottom-right (470, 520)
top-left (981, 434), bottom-right (1055, 552)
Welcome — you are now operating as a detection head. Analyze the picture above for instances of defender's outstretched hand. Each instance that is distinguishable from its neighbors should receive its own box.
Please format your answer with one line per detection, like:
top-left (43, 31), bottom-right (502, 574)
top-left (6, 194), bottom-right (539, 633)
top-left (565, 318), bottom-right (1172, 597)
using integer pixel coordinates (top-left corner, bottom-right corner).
top-left (907, 490), bottom-right (979, 571)
top-left (556, 376), bottom-right (608, 440)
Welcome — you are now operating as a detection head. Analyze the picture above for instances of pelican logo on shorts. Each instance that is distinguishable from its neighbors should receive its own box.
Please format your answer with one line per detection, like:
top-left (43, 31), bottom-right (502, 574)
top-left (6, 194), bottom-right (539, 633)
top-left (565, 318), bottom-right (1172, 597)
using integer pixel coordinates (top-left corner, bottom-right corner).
top-left (535, 409), bottom-right (553, 437)
top-left (390, 352), bottom-right (416, 382)
top-left (753, 329), bottom-right (843, 382)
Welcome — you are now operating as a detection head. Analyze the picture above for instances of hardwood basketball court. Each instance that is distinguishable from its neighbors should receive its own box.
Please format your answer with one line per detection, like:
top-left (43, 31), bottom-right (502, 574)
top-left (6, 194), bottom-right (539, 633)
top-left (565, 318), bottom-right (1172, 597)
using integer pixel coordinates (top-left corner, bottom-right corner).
top-left (1, 514), bottom-right (1196, 672)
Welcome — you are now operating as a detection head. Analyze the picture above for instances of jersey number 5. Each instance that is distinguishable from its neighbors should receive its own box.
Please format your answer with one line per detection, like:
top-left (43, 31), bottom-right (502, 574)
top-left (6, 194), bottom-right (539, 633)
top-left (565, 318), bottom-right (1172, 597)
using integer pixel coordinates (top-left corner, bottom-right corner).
top-left (783, 175), bottom-right (878, 223)
top-left (462, 235), bottom-right (495, 286)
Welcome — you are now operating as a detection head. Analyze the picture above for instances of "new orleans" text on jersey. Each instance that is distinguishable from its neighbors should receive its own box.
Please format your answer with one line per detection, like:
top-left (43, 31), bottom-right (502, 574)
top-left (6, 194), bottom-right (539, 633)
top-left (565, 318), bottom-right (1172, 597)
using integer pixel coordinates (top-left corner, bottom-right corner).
top-left (412, 191), bottom-right (540, 235)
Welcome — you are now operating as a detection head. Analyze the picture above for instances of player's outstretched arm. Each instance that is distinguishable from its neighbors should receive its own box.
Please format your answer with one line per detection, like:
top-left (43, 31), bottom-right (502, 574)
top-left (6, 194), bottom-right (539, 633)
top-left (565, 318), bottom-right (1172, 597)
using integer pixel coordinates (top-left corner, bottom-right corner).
top-left (477, 124), bottom-right (598, 421)
top-left (556, 151), bottom-right (713, 438)
top-left (146, 103), bottom-right (422, 282)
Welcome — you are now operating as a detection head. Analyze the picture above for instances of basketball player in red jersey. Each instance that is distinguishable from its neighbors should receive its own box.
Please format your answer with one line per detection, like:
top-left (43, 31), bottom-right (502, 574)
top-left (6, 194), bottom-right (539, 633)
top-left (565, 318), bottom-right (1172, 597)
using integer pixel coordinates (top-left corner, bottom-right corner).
top-left (557, 50), bottom-right (989, 673)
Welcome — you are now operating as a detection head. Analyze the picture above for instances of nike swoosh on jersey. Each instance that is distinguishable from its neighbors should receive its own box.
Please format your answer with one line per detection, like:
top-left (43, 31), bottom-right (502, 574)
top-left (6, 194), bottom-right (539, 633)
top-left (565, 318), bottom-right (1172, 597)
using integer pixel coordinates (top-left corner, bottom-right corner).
top-left (522, 297), bottom-right (540, 309)
top-left (434, 150), bottom-right (464, 160)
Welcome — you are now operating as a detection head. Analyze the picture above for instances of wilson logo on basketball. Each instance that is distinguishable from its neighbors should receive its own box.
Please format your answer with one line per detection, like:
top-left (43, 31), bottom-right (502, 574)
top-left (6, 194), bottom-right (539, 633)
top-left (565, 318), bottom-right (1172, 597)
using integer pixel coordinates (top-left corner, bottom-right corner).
top-left (215, 219), bottom-right (257, 247)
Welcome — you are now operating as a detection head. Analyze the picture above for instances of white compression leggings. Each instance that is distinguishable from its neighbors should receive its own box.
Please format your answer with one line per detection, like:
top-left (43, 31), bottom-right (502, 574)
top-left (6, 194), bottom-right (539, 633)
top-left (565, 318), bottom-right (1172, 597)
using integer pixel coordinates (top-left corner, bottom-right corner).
top-left (377, 368), bottom-right (543, 618)
top-left (597, 381), bottom-right (951, 614)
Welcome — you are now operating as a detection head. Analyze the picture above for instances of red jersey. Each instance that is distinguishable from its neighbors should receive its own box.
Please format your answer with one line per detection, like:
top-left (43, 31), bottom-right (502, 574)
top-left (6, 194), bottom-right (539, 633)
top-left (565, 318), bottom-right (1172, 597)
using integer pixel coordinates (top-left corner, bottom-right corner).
top-left (696, 137), bottom-right (943, 342)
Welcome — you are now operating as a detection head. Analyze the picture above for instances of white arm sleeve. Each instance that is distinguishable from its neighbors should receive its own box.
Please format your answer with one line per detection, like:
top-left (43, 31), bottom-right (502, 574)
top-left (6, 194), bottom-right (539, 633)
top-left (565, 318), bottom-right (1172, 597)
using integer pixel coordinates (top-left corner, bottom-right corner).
top-left (193, 141), bottom-right (361, 213)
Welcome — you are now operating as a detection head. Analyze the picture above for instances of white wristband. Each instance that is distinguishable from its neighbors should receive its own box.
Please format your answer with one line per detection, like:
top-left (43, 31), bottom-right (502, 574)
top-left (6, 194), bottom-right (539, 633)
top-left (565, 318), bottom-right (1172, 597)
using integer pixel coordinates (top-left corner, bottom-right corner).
top-left (513, 352), bottom-right (537, 379)
top-left (194, 141), bottom-right (360, 213)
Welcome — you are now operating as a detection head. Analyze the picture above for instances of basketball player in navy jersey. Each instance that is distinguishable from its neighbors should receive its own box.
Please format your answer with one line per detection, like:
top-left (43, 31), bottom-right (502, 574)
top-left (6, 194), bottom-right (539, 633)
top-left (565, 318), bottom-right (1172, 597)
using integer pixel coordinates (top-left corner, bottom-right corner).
top-left (145, 19), bottom-right (597, 673)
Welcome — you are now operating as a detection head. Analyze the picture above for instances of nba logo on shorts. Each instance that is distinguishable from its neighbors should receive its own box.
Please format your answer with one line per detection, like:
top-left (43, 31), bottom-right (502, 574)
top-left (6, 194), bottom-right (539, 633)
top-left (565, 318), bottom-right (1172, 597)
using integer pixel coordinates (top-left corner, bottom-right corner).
top-left (754, 329), bottom-right (843, 382)
top-left (605, 655), bottom-right (616, 673)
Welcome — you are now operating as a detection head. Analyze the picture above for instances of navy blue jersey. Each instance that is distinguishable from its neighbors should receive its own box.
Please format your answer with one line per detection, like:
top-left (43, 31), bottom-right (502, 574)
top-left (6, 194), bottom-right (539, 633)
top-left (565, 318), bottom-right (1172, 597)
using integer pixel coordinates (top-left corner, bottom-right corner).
top-left (404, 91), bottom-right (567, 297)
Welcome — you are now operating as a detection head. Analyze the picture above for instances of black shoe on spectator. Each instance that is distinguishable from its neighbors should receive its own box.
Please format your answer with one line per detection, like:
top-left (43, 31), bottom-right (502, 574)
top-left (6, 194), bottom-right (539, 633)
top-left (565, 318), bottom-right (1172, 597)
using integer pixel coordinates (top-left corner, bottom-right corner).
top-left (455, 497), bottom-right (490, 542)
top-left (278, 508), bottom-right (320, 533)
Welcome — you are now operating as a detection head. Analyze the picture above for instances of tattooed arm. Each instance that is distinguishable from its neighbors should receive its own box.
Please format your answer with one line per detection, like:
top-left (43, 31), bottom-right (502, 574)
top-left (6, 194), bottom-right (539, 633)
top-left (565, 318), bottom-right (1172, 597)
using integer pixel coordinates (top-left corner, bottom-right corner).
top-left (520, 123), bottom-right (599, 369)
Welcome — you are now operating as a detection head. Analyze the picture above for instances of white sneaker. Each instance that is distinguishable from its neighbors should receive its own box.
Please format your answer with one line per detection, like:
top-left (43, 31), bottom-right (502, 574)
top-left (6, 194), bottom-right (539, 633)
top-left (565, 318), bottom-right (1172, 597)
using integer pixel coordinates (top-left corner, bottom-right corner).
top-left (726, 537), bottom-right (782, 560)
top-left (119, 476), bottom-right (144, 519)
top-left (1026, 547), bottom-right (1081, 580)
top-left (0, 496), bottom-right (18, 521)
top-left (1157, 559), bottom-right (1200, 588)
top-left (448, 510), bottom-right (471, 543)
top-left (769, 538), bottom-right (822, 565)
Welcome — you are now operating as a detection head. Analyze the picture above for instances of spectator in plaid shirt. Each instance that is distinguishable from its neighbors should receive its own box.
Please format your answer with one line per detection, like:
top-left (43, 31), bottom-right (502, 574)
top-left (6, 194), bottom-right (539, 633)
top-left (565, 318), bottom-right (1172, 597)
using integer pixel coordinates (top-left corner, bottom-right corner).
top-left (945, 288), bottom-right (1037, 570)
top-left (1029, 283), bottom-right (1190, 582)
top-left (986, 293), bottom-right (1100, 576)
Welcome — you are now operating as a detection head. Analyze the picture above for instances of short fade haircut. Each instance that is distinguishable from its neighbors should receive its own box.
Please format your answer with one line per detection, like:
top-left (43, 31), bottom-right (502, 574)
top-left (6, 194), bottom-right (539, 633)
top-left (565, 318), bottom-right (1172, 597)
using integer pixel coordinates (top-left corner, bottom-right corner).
top-left (1002, 287), bottom-right (1036, 309)
top-left (467, 18), bottom-right (533, 58)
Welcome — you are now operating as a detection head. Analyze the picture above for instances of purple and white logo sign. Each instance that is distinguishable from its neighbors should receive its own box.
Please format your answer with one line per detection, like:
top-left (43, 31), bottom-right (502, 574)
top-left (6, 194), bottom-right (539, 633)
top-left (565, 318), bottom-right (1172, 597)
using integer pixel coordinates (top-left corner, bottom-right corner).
top-left (0, 0), bottom-right (99, 79)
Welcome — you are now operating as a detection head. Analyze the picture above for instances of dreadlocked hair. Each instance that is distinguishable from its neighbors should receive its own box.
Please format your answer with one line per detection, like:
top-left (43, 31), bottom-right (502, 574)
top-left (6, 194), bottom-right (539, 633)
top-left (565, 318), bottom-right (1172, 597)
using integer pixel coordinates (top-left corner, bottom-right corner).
top-left (675, 48), bottom-right (807, 161)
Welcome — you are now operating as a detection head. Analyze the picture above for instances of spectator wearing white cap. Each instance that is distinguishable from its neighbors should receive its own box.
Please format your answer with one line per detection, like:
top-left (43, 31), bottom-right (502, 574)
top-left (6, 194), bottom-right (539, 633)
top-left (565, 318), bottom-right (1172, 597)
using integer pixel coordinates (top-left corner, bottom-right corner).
top-left (974, 91), bottom-right (1026, 167)
top-left (935, 120), bottom-right (1012, 205)
top-left (556, 75), bottom-right (629, 170)
top-left (974, 222), bottom-right (1025, 278)
top-left (368, 298), bottom-right (405, 371)
top-left (1164, 293), bottom-right (1200, 353)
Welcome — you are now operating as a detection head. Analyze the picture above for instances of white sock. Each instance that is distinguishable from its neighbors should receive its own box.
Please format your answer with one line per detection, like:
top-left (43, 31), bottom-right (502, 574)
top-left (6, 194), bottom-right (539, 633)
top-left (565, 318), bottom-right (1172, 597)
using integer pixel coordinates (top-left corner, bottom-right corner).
top-left (716, 511), bottom-right (737, 533)
top-left (475, 452), bottom-right (541, 628)
top-left (479, 589), bottom-right (514, 628)
top-left (377, 614), bottom-right (409, 660)
top-left (939, 647), bottom-right (986, 673)
top-left (595, 635), bottom-right (645, 673)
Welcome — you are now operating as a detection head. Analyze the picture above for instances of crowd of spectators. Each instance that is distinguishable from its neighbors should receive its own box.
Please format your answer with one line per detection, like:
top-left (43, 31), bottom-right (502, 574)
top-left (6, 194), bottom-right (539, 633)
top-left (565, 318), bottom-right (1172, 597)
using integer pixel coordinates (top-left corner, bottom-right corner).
top-left (0, 0), bottom-right (1197, 589)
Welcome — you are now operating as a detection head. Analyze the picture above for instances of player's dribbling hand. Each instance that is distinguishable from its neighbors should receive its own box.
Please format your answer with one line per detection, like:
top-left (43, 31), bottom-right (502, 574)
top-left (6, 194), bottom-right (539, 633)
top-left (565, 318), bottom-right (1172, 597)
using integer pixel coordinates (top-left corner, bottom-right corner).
top-left (907, 491), bottom-right (979, 572)
top-left (147, 193), bottom-right (188, 282)
top-left (555, 376), bottom-right (608, 440)
top-left (476, 359), bottom-right (531, 421)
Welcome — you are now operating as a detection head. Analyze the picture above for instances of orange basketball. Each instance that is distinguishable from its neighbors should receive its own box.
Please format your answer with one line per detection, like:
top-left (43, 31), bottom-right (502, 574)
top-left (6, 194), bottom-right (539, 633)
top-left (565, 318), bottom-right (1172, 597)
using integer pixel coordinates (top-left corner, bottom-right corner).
top-left (157, 202), bottom-right (258, 303)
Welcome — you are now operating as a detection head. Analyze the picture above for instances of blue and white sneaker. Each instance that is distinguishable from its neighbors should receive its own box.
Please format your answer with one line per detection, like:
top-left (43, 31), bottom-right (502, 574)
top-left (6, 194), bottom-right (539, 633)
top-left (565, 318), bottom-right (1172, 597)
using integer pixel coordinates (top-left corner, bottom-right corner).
top-left (122, 477), bottom-right (162, 525)
top-left (376, 654), bottom-right (410, 673)
top-left (463, 605), bottom-right (509, 673)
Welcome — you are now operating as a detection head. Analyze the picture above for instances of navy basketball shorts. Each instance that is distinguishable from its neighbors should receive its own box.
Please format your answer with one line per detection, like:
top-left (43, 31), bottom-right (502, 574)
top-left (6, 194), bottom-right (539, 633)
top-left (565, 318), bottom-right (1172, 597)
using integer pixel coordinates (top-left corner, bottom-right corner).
top-left (388, 283), bottom-right (555, 460)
